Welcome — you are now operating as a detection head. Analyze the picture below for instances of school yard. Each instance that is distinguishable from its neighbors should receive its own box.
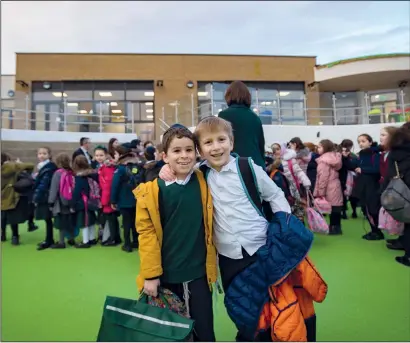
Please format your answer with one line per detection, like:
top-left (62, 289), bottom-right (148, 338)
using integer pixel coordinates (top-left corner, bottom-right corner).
top-left (1, 212), bottom-right (410, 342)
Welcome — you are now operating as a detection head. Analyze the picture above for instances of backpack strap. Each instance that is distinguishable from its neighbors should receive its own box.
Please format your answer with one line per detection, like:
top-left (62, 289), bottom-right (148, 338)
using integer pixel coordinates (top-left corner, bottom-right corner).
top-left (236, 157), bottom-right (264, 217)
top-left (199, 163), bottom-right (210, 180)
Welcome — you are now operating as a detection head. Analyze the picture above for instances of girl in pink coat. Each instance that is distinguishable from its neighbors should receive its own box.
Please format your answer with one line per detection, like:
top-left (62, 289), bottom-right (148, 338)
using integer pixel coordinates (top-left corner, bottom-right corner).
top-left (314, 139), bottom-right (344, 235)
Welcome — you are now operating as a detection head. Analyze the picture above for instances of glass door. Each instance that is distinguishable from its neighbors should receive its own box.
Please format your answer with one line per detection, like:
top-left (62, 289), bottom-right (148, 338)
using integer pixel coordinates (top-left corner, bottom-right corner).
top-left (1, 109), bottom-right (13, 129)
top-left (32, 102), bottom-right (63, 131)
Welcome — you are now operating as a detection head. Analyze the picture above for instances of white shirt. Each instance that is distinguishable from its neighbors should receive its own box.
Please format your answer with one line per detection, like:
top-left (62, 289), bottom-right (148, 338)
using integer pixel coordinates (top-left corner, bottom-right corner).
top-left (165, 170), bottom-right (194, 187)
top-left (205, 156), bottom-right (291, 260)
top-left (81, 147), bottom-right (91, 165)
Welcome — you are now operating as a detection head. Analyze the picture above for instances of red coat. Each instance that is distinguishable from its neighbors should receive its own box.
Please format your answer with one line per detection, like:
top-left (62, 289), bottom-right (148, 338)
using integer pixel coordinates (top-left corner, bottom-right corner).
top-left (98, 161), bottom-right (116, 214)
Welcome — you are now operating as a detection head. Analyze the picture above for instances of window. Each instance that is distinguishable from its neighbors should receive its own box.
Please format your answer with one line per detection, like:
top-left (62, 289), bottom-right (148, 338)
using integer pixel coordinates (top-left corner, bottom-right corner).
top-left (65, 90), bottom-right (93, 101)
top-left (280, 100), bottom-right (304, 122)
top-left (126, 90), bottom-right (154, 101)
top-left (94, 90), bottom-right (125, 101)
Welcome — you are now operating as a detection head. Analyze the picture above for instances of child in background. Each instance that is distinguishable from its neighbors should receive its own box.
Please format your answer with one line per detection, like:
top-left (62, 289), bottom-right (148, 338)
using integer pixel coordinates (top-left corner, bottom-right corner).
top-left (97, 146), bottom-right (121, 246)
top-left (315, 140), bottom-right (344, 235)
top-left (272, 142), bottom-right (310, 223)
top-left (111, 145), bottom-right (141, 252)
top-left (340, 139), bottom-right (359, 219)
top-left (349, 134), bottom-right (383, 240)
top-left (141, 144), bottom-right (166, 183)
top-left (48, 153), bottom-right (76, 248)
top-left (305, 142), bottom-right (319, 193)
top-left (108, 138), bottom-right (119, 161)
top-left (1, 153), bottom-right (35, 245)
top-left (379, 126), bottom-right (404, 251)
top-left (289, 137), bottom-right (312, 175)
top-left (93, 146), bottom-right (110, 242)
top-left (267, 152), bottom-right (294, 208)
top-left (34, 147), bottom-right (58, 251)
top-left (71, 155), bottom-right (99, 248)
top-left (134, 126), bottom-right (217, 341)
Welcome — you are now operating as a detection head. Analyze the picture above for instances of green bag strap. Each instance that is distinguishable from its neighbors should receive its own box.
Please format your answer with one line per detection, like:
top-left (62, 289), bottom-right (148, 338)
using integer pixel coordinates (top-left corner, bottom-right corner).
top-left (236, 157), bottom-right (264, 218)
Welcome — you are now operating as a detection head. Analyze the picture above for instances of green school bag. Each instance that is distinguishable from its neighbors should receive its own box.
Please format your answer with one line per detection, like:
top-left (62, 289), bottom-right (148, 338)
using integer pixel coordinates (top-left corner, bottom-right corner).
top-left (97, 291), bottom-right (194, 342)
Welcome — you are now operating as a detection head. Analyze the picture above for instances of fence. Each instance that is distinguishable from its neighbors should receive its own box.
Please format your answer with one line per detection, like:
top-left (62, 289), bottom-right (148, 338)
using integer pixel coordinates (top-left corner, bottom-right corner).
top-left (2, 89), bottom-right (409, 135)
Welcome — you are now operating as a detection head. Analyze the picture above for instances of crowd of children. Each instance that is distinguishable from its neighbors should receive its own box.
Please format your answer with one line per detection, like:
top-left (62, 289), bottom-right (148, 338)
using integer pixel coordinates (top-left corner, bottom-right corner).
top-left (264, 124), bottom-right (410, 268)
top-left (1, 137), bottom-right (164, 254)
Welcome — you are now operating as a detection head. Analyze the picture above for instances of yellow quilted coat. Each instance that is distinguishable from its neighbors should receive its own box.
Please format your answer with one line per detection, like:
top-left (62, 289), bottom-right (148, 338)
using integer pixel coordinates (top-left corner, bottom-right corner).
top-left (132, 170), bottom-right (217, 291)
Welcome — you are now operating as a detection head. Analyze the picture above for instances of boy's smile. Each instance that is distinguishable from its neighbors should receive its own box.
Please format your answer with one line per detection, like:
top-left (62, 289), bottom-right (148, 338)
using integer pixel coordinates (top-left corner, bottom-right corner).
top-left (199, 131), bottom-right (233, 171)
top-left (163, 137), bottom-right (196, 180)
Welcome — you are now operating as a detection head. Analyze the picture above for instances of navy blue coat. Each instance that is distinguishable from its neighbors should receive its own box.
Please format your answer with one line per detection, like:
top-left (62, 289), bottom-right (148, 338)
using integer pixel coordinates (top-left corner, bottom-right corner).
top-left (224, 212), bottom-right (313, 340)
top-left (71, 172), bottom-right (99, 211)
top-left (111, 158), bottom-right (142, 209)
top-left (33, 162), bottom-right (57, 204)
top-left (347, 146), bottom-right (381, 217)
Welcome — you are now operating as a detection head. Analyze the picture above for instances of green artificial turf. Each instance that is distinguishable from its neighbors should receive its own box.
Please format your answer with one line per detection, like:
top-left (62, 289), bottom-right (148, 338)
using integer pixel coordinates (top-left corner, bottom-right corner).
top-left (1, 214), bottom-right (410, 342)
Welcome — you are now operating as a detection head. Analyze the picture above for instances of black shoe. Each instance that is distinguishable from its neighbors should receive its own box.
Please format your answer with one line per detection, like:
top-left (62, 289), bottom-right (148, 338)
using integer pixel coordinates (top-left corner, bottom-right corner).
top-left (363, 231), bottom-right (384, 241)
top-left (131, 241), bottom-right (139, 249)
top-left (387, 238), bottom-right (400, 244)
top-left (1, 235), bottom-right (6, 242)
top-left (341, 212), bottom-right (348, 220)
top-left (51, 243), bottom-right (66, 249)
top-left (89, 239), bottom-right (98, 246)
top-left (76, 242), bottom-right (91, 248)
top-left (28, 223), bottom-right (39, 232)
top-left (37, 241), bottom-right (53, 250)
top-left (115, 238), bottom-right (122, 245)
top-left (67, 239), bottom-right (76, 246)
top-left (334, 225), bottom-right (343, 235)
top-left (328, 225), bottom-right (337, 235)
top-left (11, 236), bottom-right (20, 246)
top-left (386, 240), bottom-right (405, 251)
top-left (102, 240), bottom-right (117, 247)
top-left (395, 256), bottom-right (410, 267)
top-left (122, 245), bottom-right (132, 253)
top-left (352, 212), bottom-right (358, 219)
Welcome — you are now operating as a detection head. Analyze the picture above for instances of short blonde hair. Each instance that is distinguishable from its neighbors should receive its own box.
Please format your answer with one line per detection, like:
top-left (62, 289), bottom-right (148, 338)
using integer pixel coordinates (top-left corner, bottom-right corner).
top-left (194, 116), bottom-right (234, 148)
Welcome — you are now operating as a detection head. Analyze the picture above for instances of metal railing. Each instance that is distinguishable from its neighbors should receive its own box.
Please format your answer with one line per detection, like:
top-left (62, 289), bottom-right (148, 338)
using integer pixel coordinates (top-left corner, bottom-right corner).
top-left (1, 90), bottom-right (409, 134)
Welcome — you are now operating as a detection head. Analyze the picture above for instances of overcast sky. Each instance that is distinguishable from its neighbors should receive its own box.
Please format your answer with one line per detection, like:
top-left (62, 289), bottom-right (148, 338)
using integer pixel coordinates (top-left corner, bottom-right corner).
top-left (1, 1), bottom-right (409, 74)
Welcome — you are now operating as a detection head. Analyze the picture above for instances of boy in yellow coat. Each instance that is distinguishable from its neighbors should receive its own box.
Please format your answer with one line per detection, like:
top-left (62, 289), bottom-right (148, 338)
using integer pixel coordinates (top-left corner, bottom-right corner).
top-left (133, 125), bottom-right (217, 342)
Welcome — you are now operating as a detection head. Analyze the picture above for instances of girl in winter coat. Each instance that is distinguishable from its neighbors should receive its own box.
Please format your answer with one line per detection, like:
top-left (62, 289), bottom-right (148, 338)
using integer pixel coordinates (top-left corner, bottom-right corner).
top-left (314, 140), bottom-right (343, 235)
top-left (348, 134), bottom-right (383, 241)
top-left (34, 147), bottom-right (58, 251)
top-left (272, 142), bottom-right (311, 223)
top-left (304, 142), bottom-right (319, 193)
top-left (289, 137), bottom-right (312, 175)
top-left (111, 145), bottom-right (141, 253)
top-left (1, 153), bottom-right (35, 245)
top-left (383, 126), bottom-right (410, 267)
top-left (340, 139), bottom-right (359, 219)
top-left (96, 146), bottom-right (121, 246)
top-left (48, 153), bottom-right (76, 248)
top-left (71, 155), bottom-right (99, 248)
top-left (379, 126), bottom-right (404, 252)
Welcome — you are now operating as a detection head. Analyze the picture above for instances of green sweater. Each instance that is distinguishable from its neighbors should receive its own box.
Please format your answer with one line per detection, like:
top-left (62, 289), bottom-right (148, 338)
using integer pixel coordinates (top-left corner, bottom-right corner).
top-left (158, 174), bottom-right (206, 284)
top-left (218, 104), bottom-right (266, 168)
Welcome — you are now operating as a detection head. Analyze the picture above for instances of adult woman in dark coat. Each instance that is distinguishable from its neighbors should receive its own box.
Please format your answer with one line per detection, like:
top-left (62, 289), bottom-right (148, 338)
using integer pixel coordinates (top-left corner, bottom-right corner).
top-left (218, 81), bottom-right (266, 168)
top-left (382, 124), bottom-right (410, 267)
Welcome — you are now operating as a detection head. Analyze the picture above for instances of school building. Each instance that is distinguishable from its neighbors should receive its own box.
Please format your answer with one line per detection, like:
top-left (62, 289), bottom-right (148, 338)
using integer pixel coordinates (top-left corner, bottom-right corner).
top-left (1, 52), bottom-right (409, 143)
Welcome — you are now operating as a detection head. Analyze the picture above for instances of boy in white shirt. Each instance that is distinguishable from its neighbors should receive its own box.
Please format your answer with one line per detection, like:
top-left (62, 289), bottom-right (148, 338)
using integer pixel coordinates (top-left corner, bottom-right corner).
top-left (160, 117), bottom-right (292, 340)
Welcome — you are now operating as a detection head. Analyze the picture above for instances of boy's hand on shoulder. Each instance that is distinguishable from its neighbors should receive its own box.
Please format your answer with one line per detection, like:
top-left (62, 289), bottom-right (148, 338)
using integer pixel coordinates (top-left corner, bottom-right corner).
top-left (143, 279), bottom-right (160, 297)
top-left (159, 164), bottom-right (176, 182)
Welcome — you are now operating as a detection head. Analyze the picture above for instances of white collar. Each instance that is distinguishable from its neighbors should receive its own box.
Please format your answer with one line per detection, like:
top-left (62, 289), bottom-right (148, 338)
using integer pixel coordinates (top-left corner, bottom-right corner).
top-left (165, 169), bottom-right (194, 186)
top-left (204, 155), bottom-right (237, 173)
